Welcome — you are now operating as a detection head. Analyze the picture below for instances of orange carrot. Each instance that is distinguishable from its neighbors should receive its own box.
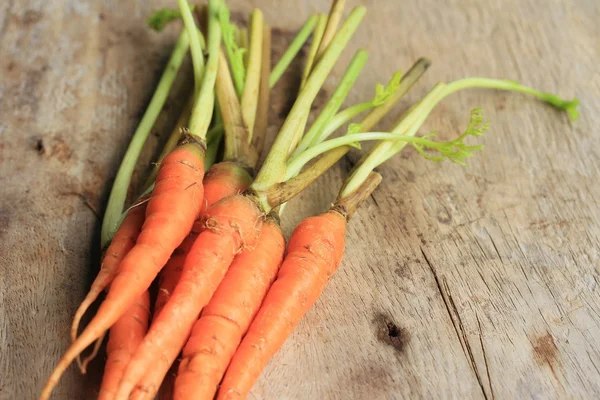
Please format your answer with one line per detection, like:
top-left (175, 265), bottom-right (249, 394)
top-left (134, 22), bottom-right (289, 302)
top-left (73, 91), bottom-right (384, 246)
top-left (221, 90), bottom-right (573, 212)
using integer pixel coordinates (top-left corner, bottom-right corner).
top-left (217, 211), bottom-right (347, 399)
top-left (70, 201), bottom-right (147, 346)
top-left (97, 291), bottom-right (151, 400)
top-left (173, 218), bottom-right (284, 400)
top-left (41, 142), bottom-right (205, 400)
top-left (114, 194), bottom-right (264, 400)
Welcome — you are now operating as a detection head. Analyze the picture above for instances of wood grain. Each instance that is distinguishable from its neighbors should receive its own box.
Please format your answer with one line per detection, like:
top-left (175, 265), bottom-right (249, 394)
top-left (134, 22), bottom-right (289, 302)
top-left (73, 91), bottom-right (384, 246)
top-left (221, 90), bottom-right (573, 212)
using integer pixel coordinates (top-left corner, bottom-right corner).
top-left (1, 0), bottom-right (599, 399)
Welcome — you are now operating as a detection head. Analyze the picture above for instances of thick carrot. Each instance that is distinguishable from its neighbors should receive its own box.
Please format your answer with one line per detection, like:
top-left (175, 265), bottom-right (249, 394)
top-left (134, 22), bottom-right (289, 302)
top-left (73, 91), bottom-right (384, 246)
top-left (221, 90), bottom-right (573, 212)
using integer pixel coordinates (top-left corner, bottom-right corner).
top-left (70, 201), bottom-right (147, 346)
top-left (97, 291), bottom-right (151, 400)
top-left (173, 218), bottom-right (285, 400)
top-left (40, 142), bottom-right (205, 400)
top-left (217, 211), bottom-right (347, 399)
top-left (113, 194), bottom-right (264, 400)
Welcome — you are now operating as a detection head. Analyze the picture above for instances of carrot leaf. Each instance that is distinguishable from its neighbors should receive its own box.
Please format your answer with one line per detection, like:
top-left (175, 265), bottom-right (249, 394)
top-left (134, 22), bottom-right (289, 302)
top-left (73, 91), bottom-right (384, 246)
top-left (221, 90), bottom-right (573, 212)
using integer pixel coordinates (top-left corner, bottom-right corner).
top-left (372, 70), bottom-right (403, 106)
top-left (347, 122), bottom-right (362, 134)
top-left (147, 8), bottom-right (182, 31)
top-left (411, 108), bottom-right (488, 166)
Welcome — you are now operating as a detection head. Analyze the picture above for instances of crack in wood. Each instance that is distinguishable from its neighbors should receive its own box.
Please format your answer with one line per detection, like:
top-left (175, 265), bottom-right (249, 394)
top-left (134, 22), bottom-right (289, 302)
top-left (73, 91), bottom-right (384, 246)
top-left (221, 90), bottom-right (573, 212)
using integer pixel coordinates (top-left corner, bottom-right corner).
top-left (477, 314), bottom-right (495, 399)
top-left (420, 246), bottom-right (489, 400)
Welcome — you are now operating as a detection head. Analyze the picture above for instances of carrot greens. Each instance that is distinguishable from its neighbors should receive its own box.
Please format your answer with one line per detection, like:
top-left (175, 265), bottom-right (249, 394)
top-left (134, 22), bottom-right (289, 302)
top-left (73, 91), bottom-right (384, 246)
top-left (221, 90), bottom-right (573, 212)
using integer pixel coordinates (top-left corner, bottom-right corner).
top-left (341, 78), bottom-right (579, 197)
top-left (269, 15), bottom-right (318, 88)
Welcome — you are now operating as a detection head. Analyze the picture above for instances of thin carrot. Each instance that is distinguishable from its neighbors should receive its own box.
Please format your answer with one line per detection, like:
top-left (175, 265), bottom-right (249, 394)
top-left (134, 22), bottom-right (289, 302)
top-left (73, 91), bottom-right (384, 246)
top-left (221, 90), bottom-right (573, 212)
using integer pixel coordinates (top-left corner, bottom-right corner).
top-left (97, 291), bottom-right (151, 400)
top-left (40, 143), bottom-right (206, 400)
top-left (114, 194), bottom-right (264, 400)
top-left (217, 209), bottom-right (350, 400)
top-left (70, 200), bottom-right (147, 347)
top-left (173, 218), bottom-right (285, 400)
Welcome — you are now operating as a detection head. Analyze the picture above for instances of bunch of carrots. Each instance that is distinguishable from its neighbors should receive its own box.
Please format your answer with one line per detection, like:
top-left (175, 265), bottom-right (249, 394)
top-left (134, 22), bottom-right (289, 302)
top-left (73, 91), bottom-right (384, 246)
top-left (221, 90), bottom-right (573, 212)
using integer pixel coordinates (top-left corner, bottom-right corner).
top-left (41, 0), bottom-right (579, 399)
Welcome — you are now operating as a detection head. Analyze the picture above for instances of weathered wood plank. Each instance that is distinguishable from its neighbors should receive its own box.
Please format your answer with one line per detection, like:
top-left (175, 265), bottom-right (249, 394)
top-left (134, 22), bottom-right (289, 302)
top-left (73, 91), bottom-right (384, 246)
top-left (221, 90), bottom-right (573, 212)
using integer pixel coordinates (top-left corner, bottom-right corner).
top-left (1, 0), bottom-right (598, 399)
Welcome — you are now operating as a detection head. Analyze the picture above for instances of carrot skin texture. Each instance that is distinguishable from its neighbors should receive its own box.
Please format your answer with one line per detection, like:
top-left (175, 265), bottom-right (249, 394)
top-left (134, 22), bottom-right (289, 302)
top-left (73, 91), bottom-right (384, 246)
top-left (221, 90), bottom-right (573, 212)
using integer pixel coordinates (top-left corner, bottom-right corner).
top-left (97, 291), bottom-right (151, 400)
top-left (40, 144), bottom-right (205, 400)
top-left (217, 211), bottom-right (347, 399)
top-left (174, 220), bottom-right (285, 400)
top-left (115, 194), bottom-right (264, 400)
top-left (70, 202), bottom-right (146, 343)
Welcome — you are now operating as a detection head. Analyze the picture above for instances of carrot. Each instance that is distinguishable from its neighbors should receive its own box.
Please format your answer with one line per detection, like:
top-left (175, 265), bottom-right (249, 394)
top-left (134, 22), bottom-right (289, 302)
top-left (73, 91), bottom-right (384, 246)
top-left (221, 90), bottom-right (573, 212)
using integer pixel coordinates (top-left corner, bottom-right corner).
top-left (41, 143), bottom-right (206, 399)
top-left (97, 291), bottom-right (151, 400)
top-left (70, 200), bottom-right (147, 346)
top-left (113, 194), bottom-right (264, 400)
top-left (173, 218), bottom-right (284, 400)
top-left (217, 210), bottom-right (348, 399)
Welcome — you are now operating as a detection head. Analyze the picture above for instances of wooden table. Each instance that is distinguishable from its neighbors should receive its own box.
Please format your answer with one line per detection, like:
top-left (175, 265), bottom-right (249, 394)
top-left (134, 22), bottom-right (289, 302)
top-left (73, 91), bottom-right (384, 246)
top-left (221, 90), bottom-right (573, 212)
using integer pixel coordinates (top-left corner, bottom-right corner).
top-left (1, 0), bottom-right (599, 398)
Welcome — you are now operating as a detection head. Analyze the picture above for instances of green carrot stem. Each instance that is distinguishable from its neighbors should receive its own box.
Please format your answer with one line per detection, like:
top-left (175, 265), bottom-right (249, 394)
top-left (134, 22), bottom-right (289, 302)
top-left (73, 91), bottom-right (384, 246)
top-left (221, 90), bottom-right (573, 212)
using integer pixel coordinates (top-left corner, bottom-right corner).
top-left (251, 6), bottom-right (366, 191)
top-left (178, 0), bottom-right (204, 96)
top-left (241, 9), bottom-right (264, 140)
top-left (314, 0), bottom-right (346, 63)
top-left (183, 0), bottom-right (222, 139)
top-left (292, 49), bottom-right (368, 158)
top-left (220, 4), bottom-right (246, 97)
top-left (269, 15), bottom-right (318, 88)
top-left (341, 77), bottom-right (579, 197)
top-left (317, 58), bottom-right (431, 146)
top-left (285, 132), bottom-right (401, 179)
top-left (252, 24), bottom-right (272, 160)
top-left (340, 84), bottom-right (445, 197)
top-left (279, 58), bottom-right (428, 215)
top-left (217, 50), bottom-right (257, 167)
top-left (446, 78), bottom-right (580, 121)
top-left (300, 14), bottom-right (327, 89)
top-left (319, 101), bottom-right (372, 139)
top-left (380, 78), bottom-right (580, 161)
top-left (100, 31), bottom-right (189, 248)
